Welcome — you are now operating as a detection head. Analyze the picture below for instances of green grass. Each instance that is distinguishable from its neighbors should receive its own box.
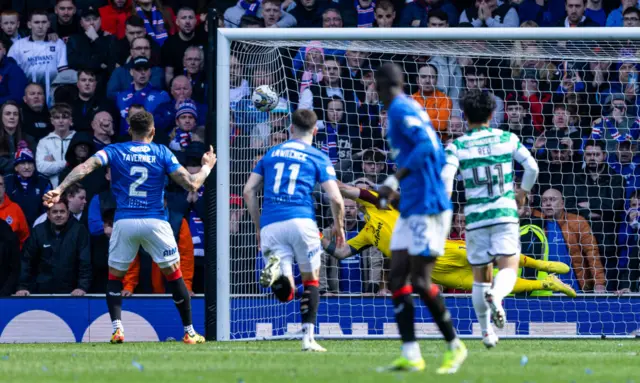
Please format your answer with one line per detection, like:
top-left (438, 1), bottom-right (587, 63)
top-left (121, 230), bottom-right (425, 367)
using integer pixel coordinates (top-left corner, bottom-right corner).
top-left (0, 340), bottom-right (638, 383)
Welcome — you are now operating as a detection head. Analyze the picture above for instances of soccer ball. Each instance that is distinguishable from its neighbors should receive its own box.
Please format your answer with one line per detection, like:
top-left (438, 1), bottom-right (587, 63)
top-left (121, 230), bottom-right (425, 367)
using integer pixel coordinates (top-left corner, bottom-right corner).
top-left (252, 85), bottom-right (279, 112)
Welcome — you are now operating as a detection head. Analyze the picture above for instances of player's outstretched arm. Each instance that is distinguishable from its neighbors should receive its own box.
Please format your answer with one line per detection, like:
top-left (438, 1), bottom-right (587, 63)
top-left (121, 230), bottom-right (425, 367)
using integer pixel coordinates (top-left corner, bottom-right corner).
top-left (337, 181), bottom-right (361, 201)
top-left (169, 146), bottom-right (216, 192)
top-left (321, 180), bottom-right (346, 248)
top-left (321, 226), bottom-right (353, 260)
top-left (43, 156), bottom-right (102, 208)
top-left (243, 172), bottom-right (264, 236)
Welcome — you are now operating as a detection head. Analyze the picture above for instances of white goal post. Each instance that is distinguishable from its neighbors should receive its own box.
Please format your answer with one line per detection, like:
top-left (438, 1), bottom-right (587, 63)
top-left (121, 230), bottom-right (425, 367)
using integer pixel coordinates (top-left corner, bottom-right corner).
top-left (215, 27), bottom-right (640, 341)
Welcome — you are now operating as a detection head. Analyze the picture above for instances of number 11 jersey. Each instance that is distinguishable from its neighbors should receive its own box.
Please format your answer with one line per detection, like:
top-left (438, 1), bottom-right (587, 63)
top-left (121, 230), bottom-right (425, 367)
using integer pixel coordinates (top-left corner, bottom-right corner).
top-left (253, 139), bottom-right (336, 228)
top-left (94, 141), bottom-right (181, 222)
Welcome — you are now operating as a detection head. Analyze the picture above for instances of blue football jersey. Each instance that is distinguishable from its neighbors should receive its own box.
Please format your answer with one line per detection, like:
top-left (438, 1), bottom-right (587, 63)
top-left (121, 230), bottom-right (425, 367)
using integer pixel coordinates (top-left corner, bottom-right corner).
top-left (94, 142), bottom-right (181, 221)
top-left (386, 94), bottom-right (451, 217)
top-left (253, 140), bottom-right (337, 228)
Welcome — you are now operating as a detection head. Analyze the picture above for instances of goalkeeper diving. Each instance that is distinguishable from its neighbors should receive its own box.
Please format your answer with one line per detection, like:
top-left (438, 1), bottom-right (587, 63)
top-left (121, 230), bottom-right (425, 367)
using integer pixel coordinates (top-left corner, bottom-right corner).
top-left (320, 181), bottom-right (577, 298)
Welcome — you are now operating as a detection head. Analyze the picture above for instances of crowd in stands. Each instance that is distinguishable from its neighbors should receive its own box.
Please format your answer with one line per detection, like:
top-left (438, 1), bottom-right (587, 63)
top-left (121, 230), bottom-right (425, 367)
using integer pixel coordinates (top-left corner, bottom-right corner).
top-left (0, 0), bottom-right (639, 298)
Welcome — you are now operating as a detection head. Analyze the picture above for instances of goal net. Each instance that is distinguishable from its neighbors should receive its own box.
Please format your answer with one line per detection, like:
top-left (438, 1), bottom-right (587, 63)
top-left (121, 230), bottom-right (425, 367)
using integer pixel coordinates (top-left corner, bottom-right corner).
top-left (216, 28), bottom-right (640, 340)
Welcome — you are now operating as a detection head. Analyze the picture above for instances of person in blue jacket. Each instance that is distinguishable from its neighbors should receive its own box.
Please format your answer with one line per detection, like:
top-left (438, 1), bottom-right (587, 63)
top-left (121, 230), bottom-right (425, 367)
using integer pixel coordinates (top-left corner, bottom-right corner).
top-left (0, 39), bottom-right (28, 105)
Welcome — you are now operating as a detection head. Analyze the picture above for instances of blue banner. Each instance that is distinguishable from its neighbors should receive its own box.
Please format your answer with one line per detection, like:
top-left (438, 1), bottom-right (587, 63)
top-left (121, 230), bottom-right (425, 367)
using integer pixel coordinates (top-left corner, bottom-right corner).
top-left (0, 296), bottom-right (638, 342)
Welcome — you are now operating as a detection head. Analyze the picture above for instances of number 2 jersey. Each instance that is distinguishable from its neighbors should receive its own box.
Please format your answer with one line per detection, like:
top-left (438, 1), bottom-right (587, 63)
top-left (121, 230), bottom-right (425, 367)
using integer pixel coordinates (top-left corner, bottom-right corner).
top-left (94, 142), bottom-right (181, 222)
top-left (253, 140), bottom-right (336, 228)
top-left (444, 127), bottom-right (535, 230)
top-left (385, 94), bottom-right (451, 217)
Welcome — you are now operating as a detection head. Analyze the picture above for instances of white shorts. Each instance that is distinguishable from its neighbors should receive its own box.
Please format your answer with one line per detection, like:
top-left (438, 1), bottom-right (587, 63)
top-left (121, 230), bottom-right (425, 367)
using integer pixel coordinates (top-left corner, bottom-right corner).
top-left (260, 218), bottom-right (322, 276)
top-left (465, 223), bottom-right (521, 266)
top-left (108, 218), bottom-right (180, 271)
top-left (390, 210), bottom-right (452, 257)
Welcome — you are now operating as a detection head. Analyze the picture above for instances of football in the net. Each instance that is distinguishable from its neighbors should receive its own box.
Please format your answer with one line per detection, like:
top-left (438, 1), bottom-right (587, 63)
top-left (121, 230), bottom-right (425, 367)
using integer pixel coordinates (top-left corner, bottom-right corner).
top-left (252, 85), bottom-right (279, 112)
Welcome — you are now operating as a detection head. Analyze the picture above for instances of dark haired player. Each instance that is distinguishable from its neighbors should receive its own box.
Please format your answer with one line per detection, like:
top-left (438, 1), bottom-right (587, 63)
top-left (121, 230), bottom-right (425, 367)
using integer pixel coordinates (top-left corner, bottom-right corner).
top-left (441, 89), bottom-right (539, 348)
top-left (375, 63), bottom-right (467, 374)
top-left (43, 111), bottom-right (216, 344)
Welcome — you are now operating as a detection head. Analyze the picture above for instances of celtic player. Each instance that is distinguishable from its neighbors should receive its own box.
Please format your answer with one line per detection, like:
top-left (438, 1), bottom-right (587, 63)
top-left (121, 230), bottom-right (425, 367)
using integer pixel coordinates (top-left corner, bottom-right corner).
top-left (441, 89), bottom-right (539, 348)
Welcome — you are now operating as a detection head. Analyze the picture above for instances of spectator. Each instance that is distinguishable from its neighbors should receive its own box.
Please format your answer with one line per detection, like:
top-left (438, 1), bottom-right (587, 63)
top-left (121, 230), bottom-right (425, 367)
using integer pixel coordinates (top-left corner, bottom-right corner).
top-left (607, 60), bottom-right (640, 117)
top-left (577, 139), bottom-right (624, 287)
top-left (510, 0), bottom-right (565, 26)
top-left (168, 100), bottom-right (197, 152)
top-left (238, 14), bottom-right (265, 27)
top-left (616, 190), bottom-right (640, 292)
top-left (91, 110), bottom-right (114, 150)
top-left (162, 7), bottom-right (205, 87)
top-left (71, 69), bottom-right (114, 132)
top-left (297, 42), bottom-right (324, 96)
top-left (8, 10), bottom-right (68, 106)
top-left (290, 0), bottom-right (326, 27)
top-left (182, 46), bottom-right (206, 103)
top-left (401, 0), bottom-right (458, 27)
top-left (15, 198), bottom-right (91, 296)
top-left (583, 61), bottom-right (610, 119)
top-left (99, 0), bottom-right (133, 39)
top-left (0, 39), bottom-right (28, 106)
top-left (115, 56), bottom-right (170, 135)
top-left (449, 205), bottom-right (465, 240)
top-left (373, 0), bottom-right (396, 27)
top-left (153, 75), bottom-right (206, 134)
top-left (107, 36), bottom-right (165, 100)
top-left (59, 132), bottom-right (104, 202)
top-left (228, 53), bottom-right (251, 111)
top-left (289, 9), bottom-right (345, 74)
top-left (422, 16), bottom-right (463, 101)
top-left (322, 7), bottom-right (344, 27)
top-left (609, 140), bottom-right (640, 198)
top-left (88, 206), bottom-right (112, 292)
top-left (461, 66), bottom-right (504, 127)
top-left (536, 138), bottom-right (584, 212)
top-left (34, 182), bottom-right (89, 228)
top-left (0, 174), bottom-right (30, 247)
top-left (262, 0), bottom-right (297, 27)
top-left (0, 101), bottom-right (36, 174)
top-left (353, 0), bottom-right (375, 27)
top-left (591, 94), bottom-right (640, 153)
top-left (66, 6), bottom-right (115, 81)
top-left (411, 63), bottom-right (452, 140)
top-left (133, 0), bottom-right (177, 46)
top-left (427, 9), bottom-right (449, 27)
top-left (1, 10), bottom-right (29, 43)
top-left (559, 0), bottom-right (599, 26)
top-left (249, 100), bottom-right (290, 149)
top-left (585, 0), bottom-right (606, 26)
top-left (50, 0), bottom-right (81, 42)
top-left (446, 114), bottom-right (465, 144)
top-left (112, 15), bottom-right (161, 67)
top-left (621, 6), bottom-right (640, 27)
top-left (21, 83), bottom-right (52, 141)
top-left (87, 166), bottom-right (115, 236)
top-left (4, 148), bottom-right (52, 226)
top-left (534, 103), bottom-right (582, 152)
top-left (607, 0), bottom-right (640, 27)
top-left (537, 188), bottom-right (606, 292)
top-left (359, 148), bottom-right (387, 184)
top-left (224, 0), bottom-right (296, 28)
top-left (36, 103), bottom-right (76, 187)
top-left (459, 0), bottom-right (519, 27)
top-left (0, 217), bottom-right (19, 296)
top-left (500, 95), bottom-right (536, 150)
top-left (519, 69), bottom-right (552, 133)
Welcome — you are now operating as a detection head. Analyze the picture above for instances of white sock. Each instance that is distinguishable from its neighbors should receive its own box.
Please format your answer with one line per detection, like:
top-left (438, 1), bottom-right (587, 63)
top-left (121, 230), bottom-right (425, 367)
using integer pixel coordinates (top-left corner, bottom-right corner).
top-left (472, 282), bottom-right (492, 334)
top-left (184, 324), bottom-right (196, 336)
top-left (112, 320), bottom-right (123, 333)
top-left (302, 323), bottom-right (314, 341)
top-left (492, 268), bottom-right (517, 302)
top-left (401, 341), bottom-right (422, 361)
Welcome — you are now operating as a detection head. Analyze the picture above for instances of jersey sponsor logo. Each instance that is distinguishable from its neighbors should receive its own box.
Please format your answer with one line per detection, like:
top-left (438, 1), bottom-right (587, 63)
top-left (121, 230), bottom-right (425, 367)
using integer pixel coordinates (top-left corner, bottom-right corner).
top-left (373, 221), bottom-right (383, 248)
top-left (5, 216), bottom-right (12, 225)
top-left (162, 247), bottom-right (178, 258)
top-left (43, 244), bottom-right (51, 248)
top-left (49, 46), bottom-right (55, 52)
top-left (129, 145), bottom-right (151, 153)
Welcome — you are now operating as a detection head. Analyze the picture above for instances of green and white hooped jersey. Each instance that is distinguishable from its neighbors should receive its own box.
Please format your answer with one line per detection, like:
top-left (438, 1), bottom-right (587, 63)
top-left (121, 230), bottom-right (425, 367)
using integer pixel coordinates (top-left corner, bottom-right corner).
top-left (445, 127), bottom-right (529, 230)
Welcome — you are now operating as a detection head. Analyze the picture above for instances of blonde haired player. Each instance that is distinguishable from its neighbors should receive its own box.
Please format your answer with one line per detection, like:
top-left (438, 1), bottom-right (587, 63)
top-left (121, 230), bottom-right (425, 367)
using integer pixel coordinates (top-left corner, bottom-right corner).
top-left (440, 89), bottom-right (539, 348)
top-left (321, 181), bottom-right (575, 298)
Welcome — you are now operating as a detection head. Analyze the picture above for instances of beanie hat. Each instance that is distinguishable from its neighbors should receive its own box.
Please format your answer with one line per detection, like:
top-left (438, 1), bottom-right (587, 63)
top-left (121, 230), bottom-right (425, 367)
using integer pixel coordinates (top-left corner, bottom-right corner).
top-left (176, 100), bottom-right (198, 119)
top-left (14, 148), bottom-right (34, 166)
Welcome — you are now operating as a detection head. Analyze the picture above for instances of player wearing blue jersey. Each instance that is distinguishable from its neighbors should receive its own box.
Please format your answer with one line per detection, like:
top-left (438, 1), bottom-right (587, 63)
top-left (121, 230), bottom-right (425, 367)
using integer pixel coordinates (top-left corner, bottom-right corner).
top-left (243, 109), bottom-right (346, 352)
top-left (375, 63), bottom-right (467, 374)
top-left (43, 111), bottom-right (216, 345)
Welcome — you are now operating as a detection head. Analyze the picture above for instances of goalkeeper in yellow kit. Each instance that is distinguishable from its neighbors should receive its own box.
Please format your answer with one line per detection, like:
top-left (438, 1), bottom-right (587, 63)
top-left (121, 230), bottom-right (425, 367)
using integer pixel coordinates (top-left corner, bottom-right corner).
top-left (320, 182), bottom-right (576, 297)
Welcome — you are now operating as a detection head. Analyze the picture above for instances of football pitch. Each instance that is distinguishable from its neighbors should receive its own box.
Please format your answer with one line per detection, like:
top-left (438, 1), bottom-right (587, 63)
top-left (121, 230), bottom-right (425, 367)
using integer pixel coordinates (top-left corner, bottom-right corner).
top-left (0, 340), bottom-right (637, 383)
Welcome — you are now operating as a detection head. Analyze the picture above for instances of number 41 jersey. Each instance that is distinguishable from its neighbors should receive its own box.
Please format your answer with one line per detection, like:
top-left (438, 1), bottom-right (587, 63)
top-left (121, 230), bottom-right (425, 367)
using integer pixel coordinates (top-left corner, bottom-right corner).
top-left (253, 140), bottom-right (336, 228)
top-left (94, 141), bottom-right (181, 221)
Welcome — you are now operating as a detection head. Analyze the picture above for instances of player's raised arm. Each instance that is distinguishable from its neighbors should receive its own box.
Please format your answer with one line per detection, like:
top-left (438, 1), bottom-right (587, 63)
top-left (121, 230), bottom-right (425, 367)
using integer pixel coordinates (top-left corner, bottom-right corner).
top-left (243, 172), bottom-right (264, 240)
top-left (169, 145), bottom-right (217, 192)
top-left (441, 144), bottom-right (460, 197)
top-left (512, 135), bottom-right (539, 206)
top-left (320, 226), bottom-right (353, 260)
top-left (321, 179), bottom-right (346, 248)
top-left (43, 156), bottom-right (102, 208)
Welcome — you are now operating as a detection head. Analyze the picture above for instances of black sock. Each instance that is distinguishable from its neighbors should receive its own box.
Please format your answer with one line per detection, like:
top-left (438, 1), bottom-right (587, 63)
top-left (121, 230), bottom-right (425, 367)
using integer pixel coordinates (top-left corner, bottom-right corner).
top-left (106, 279), bottom-right (123, 323)
top-left (272, 275), bottom-right (294, 302)
top-left (168, 277), bottom-right (193, 327)
top-left (417, 285), bottom-right (457, 342)
top-left (300, 282), bottom-right (319, 325)
top-left (392, 289), bottom-right (416, 343)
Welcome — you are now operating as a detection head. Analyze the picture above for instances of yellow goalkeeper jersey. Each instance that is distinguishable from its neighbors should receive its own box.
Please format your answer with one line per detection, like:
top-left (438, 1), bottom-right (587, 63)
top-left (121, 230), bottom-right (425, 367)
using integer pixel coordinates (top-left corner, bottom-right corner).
top-left (347, 190), bottom-right (467, 268)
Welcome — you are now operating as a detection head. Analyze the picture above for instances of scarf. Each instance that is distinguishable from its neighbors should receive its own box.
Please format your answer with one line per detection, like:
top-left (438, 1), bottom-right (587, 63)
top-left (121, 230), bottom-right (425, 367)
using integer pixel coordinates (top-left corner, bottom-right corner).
top-left (170, 128), bottom-right (192, 151)
top-left (136, 5), bottom-right (168, 46)
top-left (356, 0), bottom-right (375, 28)
top-left (299, 70), bottom-right (322, 93)
top-left (239, 0), bottom-right (261, 16)
top-left (320, 123), bottom-right (339, 165)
